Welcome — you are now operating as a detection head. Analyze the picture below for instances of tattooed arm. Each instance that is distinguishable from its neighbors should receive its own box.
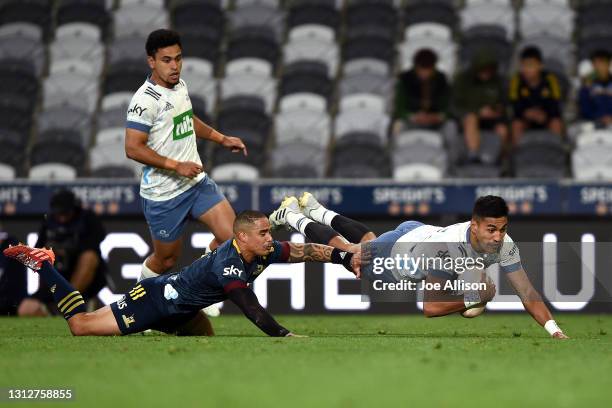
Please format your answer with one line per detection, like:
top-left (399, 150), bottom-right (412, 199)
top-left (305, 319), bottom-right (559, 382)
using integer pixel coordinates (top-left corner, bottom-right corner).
top-left (286, 243), bottom-right (362, 276)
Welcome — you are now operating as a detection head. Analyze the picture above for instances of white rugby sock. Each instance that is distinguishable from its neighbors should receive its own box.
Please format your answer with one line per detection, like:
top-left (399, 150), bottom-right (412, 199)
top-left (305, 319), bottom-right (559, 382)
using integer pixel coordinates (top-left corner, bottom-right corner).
top-left (308, 205), bottom-right (339, 227)
top-left (286, 211), bottom-right (313, 236)
top-left (138, 260), bottom-right (160, 282)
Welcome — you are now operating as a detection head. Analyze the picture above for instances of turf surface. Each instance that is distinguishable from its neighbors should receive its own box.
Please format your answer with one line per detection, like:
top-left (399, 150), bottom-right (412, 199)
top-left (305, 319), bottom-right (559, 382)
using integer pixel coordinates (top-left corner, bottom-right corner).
top-left (0, 314), bottom-right (610, 407)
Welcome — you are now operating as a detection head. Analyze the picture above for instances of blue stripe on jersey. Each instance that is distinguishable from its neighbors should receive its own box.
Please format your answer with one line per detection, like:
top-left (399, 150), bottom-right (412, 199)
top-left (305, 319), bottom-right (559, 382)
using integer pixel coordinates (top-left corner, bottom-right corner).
top-left (126, 120), bottom-right (152, 133)
top-left (500, 262), bottom-right (522, 274)
top-left (142, 166), bottom-right (151, 184)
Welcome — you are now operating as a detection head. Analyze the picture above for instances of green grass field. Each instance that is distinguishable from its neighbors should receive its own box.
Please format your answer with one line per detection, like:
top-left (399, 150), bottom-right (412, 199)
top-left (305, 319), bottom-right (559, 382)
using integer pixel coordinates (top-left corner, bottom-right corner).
top-left (1, 314), bottom-right (611, 407)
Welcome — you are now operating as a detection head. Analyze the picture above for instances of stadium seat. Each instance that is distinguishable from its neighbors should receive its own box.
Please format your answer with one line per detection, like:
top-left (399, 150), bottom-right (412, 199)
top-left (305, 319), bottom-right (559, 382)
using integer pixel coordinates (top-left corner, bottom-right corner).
top-left (460, 2), bottom-right (515, 40)
top-left (221, 60), bottom-right (276, 114)
top-left (335, 94), bottom-right (389, 144)
top-left (283, 31), bottom-right (338, 77)
top-left (50, 59), bottom-right (98, 79)
top-left (57, 0), bottom-right (110, 40)
top-left (453, 164), bottom-right (502, 178)
top-left (339, 71), bottom-right (393, 106)
top-left (403, 2), bottom-right (457, 29)
top-left (459, 26), bottom-right (512, 74)
top-left (90, 165), bottom-right (137, 178)
top-left (0, 129), bottom-right (26, 171)
top-left (217, 96), bottom-right (271, 147)
top-left (30, 141), bottom-right (86, 171)
top-left (43, 73), bottom-right (99, 114)
top-left (180, 57), bottom-right (216, 114)
top-left (50, 35), bottom-right (104, 76)
top-left (90, 143), bottom-right (139, 176)
top-left (395, 130), bottom-right (444, 149)
top-left (287, 2), bottom-right (340, 32)
top-left (477, 131), bottom-right (503, 165)
top-left (513, 132), bottom-right (567, 178)
top-left (213, 144), bottom-right (266, 167)
top-left (38, 129), bottom-right (90, 149)
top-left (235, 0), bottom-right (279, 7)
top-left (179, 26), bottom-right (222, 66)
top-left (572, 145), bottom-right (612, 180)
top-left (279, 93), bottom-right (327, 113)
top-left (29, 163), bottom-right (77, 180)
top-left (172, 0), bottom-right (224, 26)
top-left (113, 3), bottom-right (169, 38)
top-left (575, 130), bottom-right (612, 148)
top-left (280, 61), bottom-right (332, 103)
top-left (229, 4), bottom-right (284, 41)
top-left (0, 0), bottom-right (52, 40)
top-left (226, 27), bottom-right (280, 68)
top-left (346, 1), bottom-right (397, 40)
top-left (0, 60), bottom-right (39, 104)
top-left (0, 22), bottom-right (42, 41)
top-left (0, 34), bottom-right (46, 76)
top-left (0, 93), bottom-right (33, 133)
top-left (0, 163), bottom-right (16, 180)
top-left (275, 109), bottom-right (331, 148)
top-left (108, 35), bottom-right (147, 66)
top-left (211, 163), bottom-right (260, 181)
top-left (101, 92), bottom-right (133, 111)
top-left (94, 127), bottom-right (124, 146)
top-left (342, 30), bottom-right (395, 68)
top-left (272, 142), bottom-right (326, 178)
top-left (520, 2), bottom-right (575, 40)
top-left (332, 163), bottom-right (387, 179)
top-left (393, 144), bottom-right (448, 173)
top-left (104, 62), bottom-right (149, 96)
top-left (393, 163), bottom-right (443, 181)
top-left (343, 58), bottom-right (389, 77)
top-left (38, 106), bottom-right (93, 142)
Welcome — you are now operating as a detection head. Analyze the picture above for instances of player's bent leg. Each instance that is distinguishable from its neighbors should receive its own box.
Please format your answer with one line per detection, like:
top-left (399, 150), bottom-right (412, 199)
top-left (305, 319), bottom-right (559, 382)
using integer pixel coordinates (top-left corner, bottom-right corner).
top-left (67, 306), bottom-right (121, 336)
top-left (176, 310), bottom-right (215, 336)
top-left (197, 199), bottom-right (235, 250)
top-left (17, 298), bottom-right (49, 317)
top-left (146, 238), bottom-right (183, 276)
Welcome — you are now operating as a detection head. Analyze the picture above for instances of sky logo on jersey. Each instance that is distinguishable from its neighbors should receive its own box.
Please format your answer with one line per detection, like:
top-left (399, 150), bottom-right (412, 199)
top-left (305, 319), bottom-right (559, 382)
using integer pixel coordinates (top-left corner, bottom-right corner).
top-left (223, 265), bottom-right (243, 277)
top-left (172, 109), bottom-right (194, 140)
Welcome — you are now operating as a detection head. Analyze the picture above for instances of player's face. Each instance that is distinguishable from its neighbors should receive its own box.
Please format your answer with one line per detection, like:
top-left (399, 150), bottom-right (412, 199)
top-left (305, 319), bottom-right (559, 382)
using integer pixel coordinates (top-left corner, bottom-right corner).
top-left (472, 217), bottom-right (507, 254)
top-left (243, 218), bottom-right (274, 256)
top-left (520, 58), bottom-right (542, 82)
top-left (148, 45), bottom-right (182, 88)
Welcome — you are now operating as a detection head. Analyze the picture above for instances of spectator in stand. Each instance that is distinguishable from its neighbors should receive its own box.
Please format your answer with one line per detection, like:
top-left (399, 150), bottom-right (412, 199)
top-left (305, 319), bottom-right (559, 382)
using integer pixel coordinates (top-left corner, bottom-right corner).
top-left (453, 50), bottom-right (508, 163)
top-left (579, 49), bottom-right (612, 127)
top-left (393, 49), bottom-right (451, 135)
top-left (509, 46), bottom-right (563, 143)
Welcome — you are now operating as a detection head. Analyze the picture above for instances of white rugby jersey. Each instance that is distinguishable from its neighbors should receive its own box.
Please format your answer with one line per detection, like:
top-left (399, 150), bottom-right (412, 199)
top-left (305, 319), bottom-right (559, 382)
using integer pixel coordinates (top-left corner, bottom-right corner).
top-left (390, 221), bottom-right (522, 281)
top-left (126, 77), bottom-right (205, 201)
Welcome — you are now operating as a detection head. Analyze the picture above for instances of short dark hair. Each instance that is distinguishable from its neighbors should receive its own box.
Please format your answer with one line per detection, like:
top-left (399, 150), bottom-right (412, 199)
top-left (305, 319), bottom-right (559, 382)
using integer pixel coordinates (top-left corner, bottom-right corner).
top-left (520, 46), bottom-right (542, 62)
top-left (50, 189), bottom-right (79, 215)
top-left (146, 29), bottom-right (182, 57)
top-left (233, 210), bottom-right (267, 234)
top-left (472, 196), bottom-right (509, 219)
top-left (590, 49), bottom-right (611, 62)
top-left (413, 49), bottom-right (438, 69)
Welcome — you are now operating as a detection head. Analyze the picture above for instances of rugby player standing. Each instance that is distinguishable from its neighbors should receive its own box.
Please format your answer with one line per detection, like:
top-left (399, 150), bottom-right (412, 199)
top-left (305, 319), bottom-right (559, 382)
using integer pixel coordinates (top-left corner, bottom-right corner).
top-left (125, 30), bottom-right (247, 315)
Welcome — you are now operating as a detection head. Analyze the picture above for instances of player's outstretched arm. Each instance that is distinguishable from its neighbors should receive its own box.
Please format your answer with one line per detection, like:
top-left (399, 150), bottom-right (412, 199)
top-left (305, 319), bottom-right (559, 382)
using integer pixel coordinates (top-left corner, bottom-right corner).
top-left (423, 274), bottom-right (496, 317)
top-left (193, 115), bottom-right (248, 156)
top-left (506, 268), bottom-right (569, 339)
top-left (226, 286), bottom-right (295, 337)
top-left (286, 243), bottom-right (361, 277)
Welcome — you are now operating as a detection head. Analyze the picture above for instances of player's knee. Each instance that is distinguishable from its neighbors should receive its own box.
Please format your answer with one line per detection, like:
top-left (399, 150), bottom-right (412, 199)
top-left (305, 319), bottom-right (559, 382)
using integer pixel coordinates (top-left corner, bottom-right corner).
top-left (360, 232), bottom-right (377, 243)
top-left (67, 314), bottom-right (94, 336)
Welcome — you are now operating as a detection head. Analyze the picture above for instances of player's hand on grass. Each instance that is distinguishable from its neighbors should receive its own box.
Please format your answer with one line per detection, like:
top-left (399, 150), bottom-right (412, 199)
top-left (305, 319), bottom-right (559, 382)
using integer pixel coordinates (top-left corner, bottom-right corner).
top-left (552, 331), bottom-right (569, 339)
top-left (221, 135), bottom-right (248, 156)
top-left (175, 161), bottom-right (203, 178)
top-left (286, 332), bottom-right (308, 338)
top-left (478, 274), bottom-right (496, 303)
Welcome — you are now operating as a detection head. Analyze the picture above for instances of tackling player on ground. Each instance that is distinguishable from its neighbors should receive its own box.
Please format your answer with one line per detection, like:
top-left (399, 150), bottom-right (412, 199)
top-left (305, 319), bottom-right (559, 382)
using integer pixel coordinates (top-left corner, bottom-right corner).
top-left (125, 29), bottom-right (246, 315)
top-left (3, 211), bottom-right (359, 337)
top-left (270, 193), bottom-right (568, 339)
